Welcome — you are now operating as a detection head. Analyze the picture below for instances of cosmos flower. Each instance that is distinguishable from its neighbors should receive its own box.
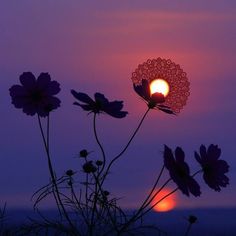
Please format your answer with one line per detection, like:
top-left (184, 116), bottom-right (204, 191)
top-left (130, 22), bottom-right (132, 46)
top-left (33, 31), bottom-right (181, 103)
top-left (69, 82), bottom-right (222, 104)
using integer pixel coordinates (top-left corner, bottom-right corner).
top-left (164, 145), bottom-right (201, 197)
top-left (133, 79), bottom-right (174, 114)
top-left (9, 72), bottom-right (61, 117)
top-left (131, 58), bottom-right (190, 113)
top-left (71, 90), bottom-right (128, 118)
top-left (195, 144), bottom-right (229, 192)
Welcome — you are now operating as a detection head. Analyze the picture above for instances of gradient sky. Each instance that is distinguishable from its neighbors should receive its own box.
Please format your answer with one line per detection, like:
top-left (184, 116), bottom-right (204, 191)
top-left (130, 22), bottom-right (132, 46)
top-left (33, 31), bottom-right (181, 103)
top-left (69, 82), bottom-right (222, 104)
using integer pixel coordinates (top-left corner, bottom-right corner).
top-left (0, 0), bottom-right (236, 210)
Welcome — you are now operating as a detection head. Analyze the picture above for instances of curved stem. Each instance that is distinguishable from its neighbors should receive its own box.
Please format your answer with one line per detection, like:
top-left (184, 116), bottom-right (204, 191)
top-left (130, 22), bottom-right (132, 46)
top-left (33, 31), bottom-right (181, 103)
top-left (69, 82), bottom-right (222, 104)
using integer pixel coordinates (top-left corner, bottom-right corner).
top-left (103, 107), bottom-right (150, 182)
top-left (192, 169), bottom-right (203, 177)
top-left (134, 165), bottom-right (165, 217)
top-left (118, 177), bottom-right (171, 234)
top-left (93, 113), bottom-right (106, 176)
top-left (37, 115), bottom-right (78, 235)
top-left (143, 178), bottom-right (172, 211)
top-left (142, 187), bottom-right (178, 217)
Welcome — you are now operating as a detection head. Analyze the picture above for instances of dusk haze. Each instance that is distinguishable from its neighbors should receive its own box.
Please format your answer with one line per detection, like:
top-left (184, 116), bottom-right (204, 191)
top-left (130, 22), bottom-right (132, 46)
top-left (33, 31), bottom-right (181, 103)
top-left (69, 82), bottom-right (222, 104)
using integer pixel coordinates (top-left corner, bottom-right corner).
top-left (0, 0), bottom-right (235, 235)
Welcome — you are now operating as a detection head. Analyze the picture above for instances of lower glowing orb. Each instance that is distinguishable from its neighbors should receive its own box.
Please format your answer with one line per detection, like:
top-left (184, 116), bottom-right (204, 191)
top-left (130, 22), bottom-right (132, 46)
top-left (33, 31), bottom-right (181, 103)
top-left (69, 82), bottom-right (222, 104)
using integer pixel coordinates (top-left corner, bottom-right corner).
top-left (150, 79), bottom-right (170, 97)
top-left (151, 188), bottom-right (177, 212)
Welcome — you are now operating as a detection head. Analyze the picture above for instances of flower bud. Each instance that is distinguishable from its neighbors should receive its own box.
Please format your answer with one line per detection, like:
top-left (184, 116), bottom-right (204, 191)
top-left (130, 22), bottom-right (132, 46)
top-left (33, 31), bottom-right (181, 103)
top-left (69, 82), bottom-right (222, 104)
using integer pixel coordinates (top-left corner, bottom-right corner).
top-left (66, 169), bottom-right (74, 177)
top-left (188, 215), bottom-right (197, 224)
top-left (80, 149), bottom-right (88, 158)
top-left (83, 161), bottom-right (97, 173)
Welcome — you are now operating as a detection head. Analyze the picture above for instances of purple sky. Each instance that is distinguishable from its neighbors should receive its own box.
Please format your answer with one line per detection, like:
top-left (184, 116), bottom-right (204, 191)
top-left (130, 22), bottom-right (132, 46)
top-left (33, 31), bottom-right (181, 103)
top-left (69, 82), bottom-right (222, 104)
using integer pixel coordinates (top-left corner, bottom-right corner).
top-left (0, 0), bottom-right (235, 209)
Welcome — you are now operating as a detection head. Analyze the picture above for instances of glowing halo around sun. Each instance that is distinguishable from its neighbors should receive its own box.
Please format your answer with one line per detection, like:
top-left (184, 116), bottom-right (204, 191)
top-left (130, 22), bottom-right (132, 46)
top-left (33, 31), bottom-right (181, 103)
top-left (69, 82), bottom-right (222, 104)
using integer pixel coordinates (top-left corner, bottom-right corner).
top-left (150, 79), bottom-right (170, 97)
top-left (151, 188), bottom-right (177, 212)
top-left (131, 58), bottom-right (190, 113)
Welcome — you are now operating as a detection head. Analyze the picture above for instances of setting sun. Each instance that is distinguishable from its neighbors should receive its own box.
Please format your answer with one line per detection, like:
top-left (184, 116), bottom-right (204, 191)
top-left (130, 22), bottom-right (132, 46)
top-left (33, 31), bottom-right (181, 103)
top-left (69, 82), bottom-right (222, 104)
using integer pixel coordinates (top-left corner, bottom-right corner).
top-left (151, 188), bottom-right (177, 212)
top-left (150, 79), bottom-right (170, 97)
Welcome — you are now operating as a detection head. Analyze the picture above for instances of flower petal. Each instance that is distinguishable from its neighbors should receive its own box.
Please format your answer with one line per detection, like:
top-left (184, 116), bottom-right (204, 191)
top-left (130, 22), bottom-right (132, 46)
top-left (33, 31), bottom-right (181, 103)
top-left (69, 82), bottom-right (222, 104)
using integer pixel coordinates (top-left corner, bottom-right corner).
top-left (133, 79), bottom-right (150, 101)
top-left (19, 72), bottom-right (36, 89)
top-left (94, 93), bottom-right (109, 105)
top-left (199, 145), bottom-right (207, 160)
top-left (163, 145), bottom-right (175, 170)
top-left (175, 147), bottom-right (185, 163)
top-left (187, 177), bottom-right (201, 197)
top-left (194, 151), bottom-right (202, 164)
top-left (207, 144), bottom-right (221, 161)
top-left (71, 90), bottom-right (94, 105)
top-left (102, 101), bottom-right (128, 118)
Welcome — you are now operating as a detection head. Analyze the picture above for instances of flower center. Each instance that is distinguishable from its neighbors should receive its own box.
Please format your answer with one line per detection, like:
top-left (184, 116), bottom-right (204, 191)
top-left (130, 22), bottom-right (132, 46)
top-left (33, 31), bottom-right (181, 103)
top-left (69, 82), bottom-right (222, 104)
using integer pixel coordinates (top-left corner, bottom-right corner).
top-left (30, 90), bottom-right (43, 102)
top-left (176, 166), bottom-right (187, 178)
top-left (150, 79), bottom-right (170, 97)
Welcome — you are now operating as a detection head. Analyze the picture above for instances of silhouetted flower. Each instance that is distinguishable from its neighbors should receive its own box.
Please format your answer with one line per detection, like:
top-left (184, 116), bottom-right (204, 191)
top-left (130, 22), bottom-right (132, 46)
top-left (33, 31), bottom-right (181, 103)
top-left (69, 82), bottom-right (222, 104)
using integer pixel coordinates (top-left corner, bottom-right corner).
top-left (131, 58), bottom-right (190, 113)
top-left (9, 72), bottom-right (60, 117)
top-left (195, 144), bottom-right (229, 192)
top-left (164, 145), bottom-right (201, 197)
top-left (83, 161), bottom-right (97, 173)
top-left (71, 90), bottom-right (128, 118)
top-left (133, 79), bottom-right (174, 114)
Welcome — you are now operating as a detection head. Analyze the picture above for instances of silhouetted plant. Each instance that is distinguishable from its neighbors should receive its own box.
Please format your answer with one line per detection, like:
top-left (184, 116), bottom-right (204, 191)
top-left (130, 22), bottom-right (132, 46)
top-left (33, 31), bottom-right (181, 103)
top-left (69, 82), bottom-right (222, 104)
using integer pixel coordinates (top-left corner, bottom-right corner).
top-left (8, 58), bottom-right (230, 235)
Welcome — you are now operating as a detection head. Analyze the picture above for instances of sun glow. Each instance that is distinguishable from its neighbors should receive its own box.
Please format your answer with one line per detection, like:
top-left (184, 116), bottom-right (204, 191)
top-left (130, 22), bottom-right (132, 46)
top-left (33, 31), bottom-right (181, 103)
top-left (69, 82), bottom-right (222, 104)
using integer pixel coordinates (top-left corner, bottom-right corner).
top-left (151, 188), bottom-right (177, 212)
top-left (150, 79), bottom-right (170, 97)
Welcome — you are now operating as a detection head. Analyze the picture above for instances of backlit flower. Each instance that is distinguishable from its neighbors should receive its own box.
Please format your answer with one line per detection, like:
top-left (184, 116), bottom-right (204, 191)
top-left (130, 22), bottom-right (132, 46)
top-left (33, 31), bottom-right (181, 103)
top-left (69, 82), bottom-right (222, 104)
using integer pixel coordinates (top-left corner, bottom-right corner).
top-left (9, 72), bottom-right (61, 117)
top-left (131, 58), bottom-right (190, 113)
top-left (195, 144), bottom-right (229, 192)
top-left (71, 90), bottom-right (128, 118)
top-left (164, 145), bottom-right (201, 197)
top-left (133, 79), bottom-right (174, 114)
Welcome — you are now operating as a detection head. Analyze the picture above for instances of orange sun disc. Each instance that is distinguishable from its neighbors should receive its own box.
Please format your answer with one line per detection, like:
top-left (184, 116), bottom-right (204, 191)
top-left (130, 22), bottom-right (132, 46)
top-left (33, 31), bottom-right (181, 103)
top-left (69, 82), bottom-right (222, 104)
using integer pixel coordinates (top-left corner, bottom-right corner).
top-left (150, 79), bottom-right (170, 97)
top-left (151, 188), bottom-right (177, 212)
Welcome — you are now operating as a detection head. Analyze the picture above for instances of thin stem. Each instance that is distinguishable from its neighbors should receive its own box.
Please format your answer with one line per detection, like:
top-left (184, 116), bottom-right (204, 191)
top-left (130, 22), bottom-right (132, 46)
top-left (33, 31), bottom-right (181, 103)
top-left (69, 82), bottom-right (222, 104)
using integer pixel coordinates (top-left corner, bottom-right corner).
top-left (47, 114), bottom-right (50, 149)
top-left (118, 177), bottom-right (171, 234)
top-left (93, 113), bottom-right (106, 175)
top-left (70, 182), bottom-right (90, 227)
top-left (89, 175), bottom-right (98, 236)
top-left (133, 165), bottom-right (165, 218)
top-left (142, 187), bottom-right (178, 217)
top-left (37, 115), bottom-right (78, 235)
top-left (103, 107), bottom-right (150, 182)
top-left (184, 223), bottom-right (192, 236)
top-left (192, 169), bottom-right (203, 177)
top-left (143, 178), bottom-right (172, 210)
top-left (92, 173), bottom-right (120, 234)
top-left (47, 115), bottom-right (62, 216)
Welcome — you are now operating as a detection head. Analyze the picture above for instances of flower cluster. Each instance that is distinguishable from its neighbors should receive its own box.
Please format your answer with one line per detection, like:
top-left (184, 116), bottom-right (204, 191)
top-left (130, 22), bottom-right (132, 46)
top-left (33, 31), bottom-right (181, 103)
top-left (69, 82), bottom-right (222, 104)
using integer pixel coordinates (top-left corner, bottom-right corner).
top-left (164, 144), bottom-right (229, 196)
top-left (7, 60), bottom-right (230, 236)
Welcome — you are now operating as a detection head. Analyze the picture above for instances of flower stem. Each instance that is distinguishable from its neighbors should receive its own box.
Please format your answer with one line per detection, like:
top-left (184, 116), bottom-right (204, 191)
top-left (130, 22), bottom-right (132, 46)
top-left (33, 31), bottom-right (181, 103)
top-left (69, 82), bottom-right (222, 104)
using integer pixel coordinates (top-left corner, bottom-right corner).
top-left (135, 165), bottom-right (165, 216)
top-left (184, 222), bottom-right (193, 236)
top-left (37, 115), bottom-right (78, 235)
top-left (103, 107), bottom-right (150, 182)
top-left (93, 113), bottom-right (106, 176)
top-left (118, 177), bottom-right (172, 234)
